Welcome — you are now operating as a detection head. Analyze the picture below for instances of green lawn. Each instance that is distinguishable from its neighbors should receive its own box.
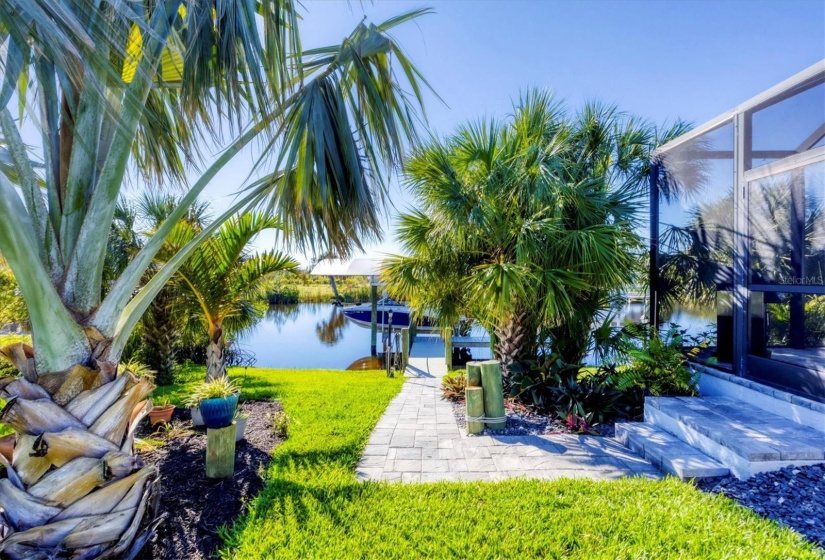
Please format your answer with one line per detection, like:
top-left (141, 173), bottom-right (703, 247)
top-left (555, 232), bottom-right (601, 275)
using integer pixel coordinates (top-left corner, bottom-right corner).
top-left (157, 366), bottom-right (820, 559)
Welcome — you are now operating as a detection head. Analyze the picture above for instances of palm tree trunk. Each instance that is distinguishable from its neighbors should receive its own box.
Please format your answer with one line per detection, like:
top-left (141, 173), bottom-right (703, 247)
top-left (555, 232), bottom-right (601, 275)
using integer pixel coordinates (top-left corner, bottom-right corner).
top-left (141, 288), bottom-right (179, 386)
top-left (205, 324), bottom-right (227, 380)
top-left (0, 339), bottom-right (159, 559)
top-left (494, 311), bottom-right (531, 376)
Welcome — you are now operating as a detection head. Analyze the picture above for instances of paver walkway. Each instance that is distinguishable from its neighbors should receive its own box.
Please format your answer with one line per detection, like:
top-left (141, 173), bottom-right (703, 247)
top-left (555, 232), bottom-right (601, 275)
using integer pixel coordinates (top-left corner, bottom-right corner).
top-left (357, 369), bottom-right (661, 483)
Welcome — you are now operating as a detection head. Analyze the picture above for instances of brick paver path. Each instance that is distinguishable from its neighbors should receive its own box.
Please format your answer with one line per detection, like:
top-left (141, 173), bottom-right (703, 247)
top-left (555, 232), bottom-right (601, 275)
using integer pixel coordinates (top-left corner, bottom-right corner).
top-left (356, 374), bottom-right (661, 483)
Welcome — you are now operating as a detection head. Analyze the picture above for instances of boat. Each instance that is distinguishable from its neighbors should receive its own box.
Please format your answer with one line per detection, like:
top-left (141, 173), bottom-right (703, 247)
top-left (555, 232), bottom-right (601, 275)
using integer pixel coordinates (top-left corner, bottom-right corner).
top-left (341, 297), bottom-right (437, 331)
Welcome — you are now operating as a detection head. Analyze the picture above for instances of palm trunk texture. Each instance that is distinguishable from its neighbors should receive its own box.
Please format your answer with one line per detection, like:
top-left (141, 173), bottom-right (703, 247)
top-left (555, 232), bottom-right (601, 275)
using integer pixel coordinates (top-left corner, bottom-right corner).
top-left (0, 340), bottom-right (159, 559)
top-left (205, 325), bottom-right (227, 381)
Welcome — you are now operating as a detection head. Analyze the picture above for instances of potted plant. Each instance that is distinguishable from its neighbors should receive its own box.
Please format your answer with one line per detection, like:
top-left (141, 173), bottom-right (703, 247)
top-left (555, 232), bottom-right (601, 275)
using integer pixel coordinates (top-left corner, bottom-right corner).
top-left (186, 377), bottom-right (240, 429)
top-left (148, 396), bottom-right (175, 425)
top-left (234, 410), bottom-right (248, 442)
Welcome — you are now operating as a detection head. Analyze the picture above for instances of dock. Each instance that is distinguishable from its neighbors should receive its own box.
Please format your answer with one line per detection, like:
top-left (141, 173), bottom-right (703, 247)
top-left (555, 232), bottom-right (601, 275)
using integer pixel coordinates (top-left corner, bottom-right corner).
top-left (403, 333), bottom-right (491, 377)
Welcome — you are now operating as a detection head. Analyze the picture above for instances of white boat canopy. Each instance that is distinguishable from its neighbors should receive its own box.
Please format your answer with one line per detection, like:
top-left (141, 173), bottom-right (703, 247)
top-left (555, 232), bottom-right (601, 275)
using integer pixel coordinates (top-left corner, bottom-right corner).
top-left (309, 258), bottom-right (384, 284)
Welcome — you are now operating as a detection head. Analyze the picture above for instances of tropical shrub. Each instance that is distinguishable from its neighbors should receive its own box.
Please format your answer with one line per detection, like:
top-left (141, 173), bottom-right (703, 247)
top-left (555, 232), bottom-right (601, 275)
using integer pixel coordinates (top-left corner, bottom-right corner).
top-left (441, 372), bottom-right (467, 401)
top-left (619, 324), bottom-right (711, 397)
top-left (510, 357), bottom-right (622, 430)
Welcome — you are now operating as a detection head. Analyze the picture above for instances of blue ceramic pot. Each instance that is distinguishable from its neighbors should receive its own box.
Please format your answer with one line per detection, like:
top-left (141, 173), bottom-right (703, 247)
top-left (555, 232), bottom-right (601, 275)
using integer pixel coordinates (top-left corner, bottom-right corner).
top-left (199, 393), bottom-right (239, 428)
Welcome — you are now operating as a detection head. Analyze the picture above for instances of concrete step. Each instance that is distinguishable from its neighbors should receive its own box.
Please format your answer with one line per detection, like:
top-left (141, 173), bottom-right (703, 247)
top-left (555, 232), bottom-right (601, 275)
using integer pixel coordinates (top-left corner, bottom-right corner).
top-left (615, 422), bottom-right (729, 480)
top-left (645, 396), bottom-right (825, 479)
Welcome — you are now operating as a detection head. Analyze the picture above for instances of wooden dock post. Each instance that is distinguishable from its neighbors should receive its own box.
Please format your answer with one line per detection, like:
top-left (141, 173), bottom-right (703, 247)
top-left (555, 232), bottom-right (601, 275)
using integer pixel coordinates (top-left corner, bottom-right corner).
top-left (444, 329), bottom-right (453, 371)
top-left (465, 386), bottom-right (485, 434)
top-left (370, 285), bottom-right (378, 356)
top-left (479, 360), bottom-right (506, 430)
top-left (206, 423), bottom-right (236, 478)
top-left (466, 361), bottom-right (482, 387)
top-left (401, 327), bottom-right (410, 370)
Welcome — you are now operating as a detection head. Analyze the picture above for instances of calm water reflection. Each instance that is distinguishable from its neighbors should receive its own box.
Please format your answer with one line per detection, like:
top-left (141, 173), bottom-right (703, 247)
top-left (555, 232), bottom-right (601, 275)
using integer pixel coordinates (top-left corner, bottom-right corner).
top-left (237, 304), bottom-right (378, 369)
top-left (239, 302), bottom-right (708, 370)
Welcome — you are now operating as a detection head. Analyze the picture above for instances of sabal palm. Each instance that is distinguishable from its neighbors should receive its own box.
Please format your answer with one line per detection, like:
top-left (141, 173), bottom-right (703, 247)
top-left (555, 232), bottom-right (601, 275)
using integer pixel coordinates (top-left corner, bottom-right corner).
top-left (385, 91), bottom-right (681, 368)
top-left (0, 1), bottom-right (430, 556)
top-left (162, 213), bottom-right (298, 380)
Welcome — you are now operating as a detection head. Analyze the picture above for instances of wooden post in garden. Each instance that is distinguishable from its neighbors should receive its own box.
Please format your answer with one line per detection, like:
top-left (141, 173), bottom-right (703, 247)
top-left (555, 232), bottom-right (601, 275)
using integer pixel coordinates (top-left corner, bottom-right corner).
top-left (444, 328), bottom-right (452, 371)
top-left (466, 361), bottom-right (482, 387)
top-left (206, 423), bottom-right (236, 478)
top-left (465, 386), bottom-right (485, 434)
top-left (479, 360), bottom-right (506, 430)
top-left (370, 284), bottom-right (378, 356)
top-left (401, 327), bottom-right (409, 370)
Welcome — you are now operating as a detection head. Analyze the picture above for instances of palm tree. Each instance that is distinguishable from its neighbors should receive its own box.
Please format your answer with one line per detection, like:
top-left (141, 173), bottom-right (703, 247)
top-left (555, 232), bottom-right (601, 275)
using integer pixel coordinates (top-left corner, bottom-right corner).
top-left (385, 91), bottom-right (681, 369)
top-left (134, 193), bottom-right (211, 385)
top-left (161, 212), bottom-right (298, 380)
top-left (0, 1), bottom-right (431, 556)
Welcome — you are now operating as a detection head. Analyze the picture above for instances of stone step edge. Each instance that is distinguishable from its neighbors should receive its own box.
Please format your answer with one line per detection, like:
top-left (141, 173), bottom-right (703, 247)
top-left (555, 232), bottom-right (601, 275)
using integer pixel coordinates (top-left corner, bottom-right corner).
top-left (615, 422), bottom-right (730, 480)
top-left (646, 398), bottom-right (824, 462)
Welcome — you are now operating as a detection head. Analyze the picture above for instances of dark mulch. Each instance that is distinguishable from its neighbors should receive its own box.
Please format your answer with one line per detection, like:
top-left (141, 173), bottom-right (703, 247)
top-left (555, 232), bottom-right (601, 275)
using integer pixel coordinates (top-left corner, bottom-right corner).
top-left (135, 400), bottom-right (283, 559)
top-left (449, 398), bottom-right (616, 437)
top-left (697, 464), bottom-right (825, 548)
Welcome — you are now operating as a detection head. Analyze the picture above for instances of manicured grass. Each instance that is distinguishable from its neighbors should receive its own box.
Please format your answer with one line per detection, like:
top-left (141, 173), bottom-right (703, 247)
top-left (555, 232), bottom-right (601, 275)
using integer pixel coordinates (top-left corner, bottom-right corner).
top-left (0, 333), bottom-right (31, 346)
top-left (152, 366), bottom-right (822, 559)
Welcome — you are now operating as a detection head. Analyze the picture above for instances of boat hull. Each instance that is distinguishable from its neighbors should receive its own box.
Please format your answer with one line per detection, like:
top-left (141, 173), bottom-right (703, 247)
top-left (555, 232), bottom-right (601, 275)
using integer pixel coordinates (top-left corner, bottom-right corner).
top-left (342, 307), bottom-right (437, 331)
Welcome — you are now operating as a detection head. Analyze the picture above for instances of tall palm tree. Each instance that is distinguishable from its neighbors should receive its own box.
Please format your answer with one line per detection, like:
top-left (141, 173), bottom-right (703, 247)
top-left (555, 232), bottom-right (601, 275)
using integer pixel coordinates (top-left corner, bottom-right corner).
top-left (0, 1), bottom-right (431, 556)
top-left (161, 212), bottom-right (298, 380)
top-left (385, 91), bottom-right (681, 369)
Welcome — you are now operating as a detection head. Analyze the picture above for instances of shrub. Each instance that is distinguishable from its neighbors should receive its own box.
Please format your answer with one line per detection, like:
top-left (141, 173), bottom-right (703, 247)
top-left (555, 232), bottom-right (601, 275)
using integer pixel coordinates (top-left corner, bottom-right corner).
top-left (266, 287), bottom-right (300, 305)
top-left (510, 357), bottom-right (622, 431)
top-left (118, 359), bottom-right (156, 381)
top-left (440, 372), bottom-right (466, 401)
top-left (185, 376), bottom-right (241, 407)
top-left (270, 409), bottom-right (290, 438)
top-left (619, 323), bottom-right (711, 397)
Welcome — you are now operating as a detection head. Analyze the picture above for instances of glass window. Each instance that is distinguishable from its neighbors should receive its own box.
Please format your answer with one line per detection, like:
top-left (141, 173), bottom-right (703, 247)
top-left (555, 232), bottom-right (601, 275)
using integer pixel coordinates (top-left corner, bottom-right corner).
top-left (749, 291), bottom-right (825, 372)
top-left (657, 122), bottom-right (734, 346)
top-left (748, 79), bottom-right (825, 169)
top-left (749, 161), bottom-right (825, 286)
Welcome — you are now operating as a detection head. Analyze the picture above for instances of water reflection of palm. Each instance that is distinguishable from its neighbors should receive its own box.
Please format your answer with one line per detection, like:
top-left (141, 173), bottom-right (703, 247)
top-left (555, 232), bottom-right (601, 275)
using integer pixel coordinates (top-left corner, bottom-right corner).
top-left (316, 307), bottom-right (348, 345)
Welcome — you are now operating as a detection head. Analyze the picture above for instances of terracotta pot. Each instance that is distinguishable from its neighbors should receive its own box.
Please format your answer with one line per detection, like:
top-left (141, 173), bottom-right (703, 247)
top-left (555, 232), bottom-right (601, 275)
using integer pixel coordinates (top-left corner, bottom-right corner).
top-left (148, 404), bottom-right (175, 425)
top-left (0, 434), bottom-right (15, 462)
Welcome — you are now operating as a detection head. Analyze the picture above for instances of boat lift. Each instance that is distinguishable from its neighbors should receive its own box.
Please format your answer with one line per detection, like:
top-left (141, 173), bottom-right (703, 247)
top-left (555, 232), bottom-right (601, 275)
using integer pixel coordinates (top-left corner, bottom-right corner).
top-left (309, 257), bottom-right (386, 357)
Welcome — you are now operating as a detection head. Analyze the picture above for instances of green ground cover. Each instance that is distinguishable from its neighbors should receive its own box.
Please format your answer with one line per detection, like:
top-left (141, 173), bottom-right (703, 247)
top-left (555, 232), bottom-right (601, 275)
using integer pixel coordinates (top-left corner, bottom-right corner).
top-left (157, 366), bottom-right (820, 559)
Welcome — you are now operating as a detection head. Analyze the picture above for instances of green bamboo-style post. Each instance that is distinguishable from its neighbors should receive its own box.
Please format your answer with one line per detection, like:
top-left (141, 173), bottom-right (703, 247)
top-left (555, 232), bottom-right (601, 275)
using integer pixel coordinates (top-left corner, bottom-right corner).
top-left (479, 360), bottom-right (506, 430)
top-left (465, 386), bottom-right (485, 434)
top-left (444, 328), bottom-right (453, 371)
top-left (466, 361), bottom-right (482, 387)
top-left (206, 423), bottom-right (236, 478)
top-left (401, 327), bottom-right (410, 370)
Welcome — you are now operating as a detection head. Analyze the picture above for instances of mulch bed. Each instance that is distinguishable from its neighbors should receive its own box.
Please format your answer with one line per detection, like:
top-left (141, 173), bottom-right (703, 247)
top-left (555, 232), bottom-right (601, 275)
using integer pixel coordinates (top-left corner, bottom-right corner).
top-left (449, 398), bottom-right (617, 437)
top-left (135, 400), bottom-right (283, 559)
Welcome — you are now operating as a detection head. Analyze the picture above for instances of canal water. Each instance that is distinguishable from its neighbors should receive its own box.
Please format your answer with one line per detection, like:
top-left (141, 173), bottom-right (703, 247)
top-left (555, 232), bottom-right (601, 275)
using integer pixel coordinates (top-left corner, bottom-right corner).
top-left (238, 302), bottom-right (707, 370)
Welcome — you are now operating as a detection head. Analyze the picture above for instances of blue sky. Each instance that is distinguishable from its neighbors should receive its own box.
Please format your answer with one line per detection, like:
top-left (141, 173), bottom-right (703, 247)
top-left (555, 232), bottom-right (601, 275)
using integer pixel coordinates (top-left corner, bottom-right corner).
top-left (200, 0), bottom-right (825, 264)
